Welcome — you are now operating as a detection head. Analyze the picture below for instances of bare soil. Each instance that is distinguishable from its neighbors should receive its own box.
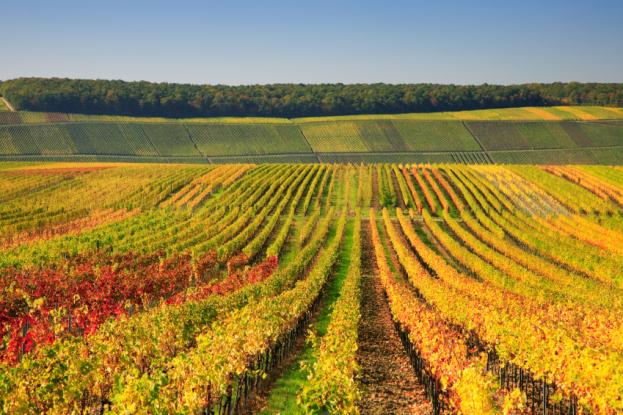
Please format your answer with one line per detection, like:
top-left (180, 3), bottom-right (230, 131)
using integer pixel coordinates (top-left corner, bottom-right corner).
top-left (356, 221), bottom-right (432, 415)
top-left (390, 169), bottom-right (407, 209)
top-left (371, 166), bottom-right (380, 208)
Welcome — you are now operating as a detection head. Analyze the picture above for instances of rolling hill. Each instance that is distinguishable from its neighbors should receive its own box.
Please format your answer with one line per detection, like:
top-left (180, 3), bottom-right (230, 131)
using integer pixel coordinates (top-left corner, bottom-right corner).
top-left (0, 104), bottom-right (622, 164)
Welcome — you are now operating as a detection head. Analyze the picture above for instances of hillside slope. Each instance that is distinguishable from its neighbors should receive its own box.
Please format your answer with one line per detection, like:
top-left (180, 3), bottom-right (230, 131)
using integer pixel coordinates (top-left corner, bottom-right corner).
top-left (0, 106), bottom-right (622, 164)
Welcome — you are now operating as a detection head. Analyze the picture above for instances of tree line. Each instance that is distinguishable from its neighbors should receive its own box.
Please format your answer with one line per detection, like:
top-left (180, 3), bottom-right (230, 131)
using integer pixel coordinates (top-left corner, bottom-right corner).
top-left (0, 77), bottom-right (621, 118)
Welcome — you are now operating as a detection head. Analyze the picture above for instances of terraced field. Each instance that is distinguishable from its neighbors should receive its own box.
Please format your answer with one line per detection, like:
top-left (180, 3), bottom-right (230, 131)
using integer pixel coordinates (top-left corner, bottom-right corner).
top-left (0, 106), bottom-right (622, 164)
top-left (2, 161), bottom-right (623, 414)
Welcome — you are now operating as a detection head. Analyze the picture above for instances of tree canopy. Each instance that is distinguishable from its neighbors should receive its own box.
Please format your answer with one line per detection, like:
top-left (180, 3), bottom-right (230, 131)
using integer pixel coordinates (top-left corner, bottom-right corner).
top-left (0, 78), bottom-right (621, 118)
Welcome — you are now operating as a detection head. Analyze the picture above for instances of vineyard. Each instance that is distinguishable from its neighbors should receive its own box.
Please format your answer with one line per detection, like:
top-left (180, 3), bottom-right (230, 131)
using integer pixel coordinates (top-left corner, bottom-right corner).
top-left (0, 161), bottom-right (622, 414)
top-left (0, 106), bottom-right (622, 164)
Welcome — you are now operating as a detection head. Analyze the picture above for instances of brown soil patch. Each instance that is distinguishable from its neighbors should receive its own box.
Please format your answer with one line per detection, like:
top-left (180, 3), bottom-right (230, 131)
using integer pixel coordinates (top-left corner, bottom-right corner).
top-left (357, 221), bottom-right (432, 415)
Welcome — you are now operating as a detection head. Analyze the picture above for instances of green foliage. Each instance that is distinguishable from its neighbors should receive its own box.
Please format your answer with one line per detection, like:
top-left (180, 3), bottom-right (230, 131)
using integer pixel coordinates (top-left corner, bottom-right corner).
top-left (298, 212), bottom-right (362, 414)
top-left (2, 78), bottom-right (623, 117)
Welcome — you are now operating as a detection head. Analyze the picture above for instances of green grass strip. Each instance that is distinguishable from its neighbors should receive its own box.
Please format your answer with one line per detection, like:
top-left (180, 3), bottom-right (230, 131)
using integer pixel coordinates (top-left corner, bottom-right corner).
top-left (259, 217), bottom-right (355, 414)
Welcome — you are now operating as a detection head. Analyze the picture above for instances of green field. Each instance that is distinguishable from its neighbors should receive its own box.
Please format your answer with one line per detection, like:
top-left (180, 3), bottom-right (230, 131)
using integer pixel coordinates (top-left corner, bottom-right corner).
top-left (1, 106), bottom-right (622, 126)
top-left (467, 121), bottom-right (623, 151)
top-left (0, 106), bottom-right (622, 164)
top-left (301, 120), bottom-right (481, 152)
top-left (188, 123), bottom-right (311, 156)
top-left (294, 105), bottom-right (623, 122)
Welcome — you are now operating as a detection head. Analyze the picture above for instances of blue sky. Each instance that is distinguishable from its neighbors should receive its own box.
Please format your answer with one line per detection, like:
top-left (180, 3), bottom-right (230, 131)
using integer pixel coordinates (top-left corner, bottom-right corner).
top-left (2, 0), bottom-right (622, 84)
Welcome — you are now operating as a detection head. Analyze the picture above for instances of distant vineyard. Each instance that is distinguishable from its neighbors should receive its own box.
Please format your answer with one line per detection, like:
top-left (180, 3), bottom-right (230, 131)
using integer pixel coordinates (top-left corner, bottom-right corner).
top-left (467, 120), bottom-right (623, 150)
top-left (187, 123), bottom-right (312, 156)
top-left (0, 106), bottom-right (622, 164)
top-left (1, 161), bottom-right (623, 414)
top-left (300, 120), bottom-right (481, 152)
top-left (2, 105), bottom-right (623, 125)
top-left (451, 151), bottom-right (492, 164)
top-left (0, 122), bottom-right (309, 158)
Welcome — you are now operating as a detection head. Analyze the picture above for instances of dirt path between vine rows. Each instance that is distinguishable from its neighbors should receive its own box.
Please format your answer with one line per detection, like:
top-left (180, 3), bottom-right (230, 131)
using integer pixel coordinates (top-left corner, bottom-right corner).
top-left (371, 166), bottom-right (380, 208)
top-left (356, 221), bottom-right (432, 415)
top-left (390, 168), bottom-right (407, 209)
